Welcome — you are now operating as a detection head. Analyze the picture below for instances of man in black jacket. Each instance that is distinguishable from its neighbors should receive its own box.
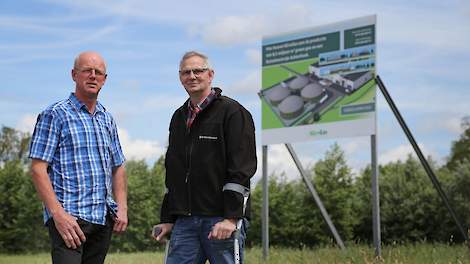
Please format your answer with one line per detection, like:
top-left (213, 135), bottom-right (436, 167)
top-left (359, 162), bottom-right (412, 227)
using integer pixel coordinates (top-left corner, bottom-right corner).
top-left (152, 51), bottom-right (257, 264)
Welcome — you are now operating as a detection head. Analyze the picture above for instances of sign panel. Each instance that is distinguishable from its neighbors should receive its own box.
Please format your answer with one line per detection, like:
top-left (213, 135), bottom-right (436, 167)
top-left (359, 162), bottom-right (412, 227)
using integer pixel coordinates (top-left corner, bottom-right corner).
top-left (261, 15), bottom-right (377, 144)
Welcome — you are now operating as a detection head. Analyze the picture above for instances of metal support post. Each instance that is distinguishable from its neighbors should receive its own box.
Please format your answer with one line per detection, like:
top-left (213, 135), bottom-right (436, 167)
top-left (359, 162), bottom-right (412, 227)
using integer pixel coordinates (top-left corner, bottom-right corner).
top-left (285, 143), bottom-right (345, 249)
top-left (371, 134), bottom-right (381, 257)
top-left (262, 145), bottom-right (269, 260)
top-left (375, 75), bottom-right (469, 243)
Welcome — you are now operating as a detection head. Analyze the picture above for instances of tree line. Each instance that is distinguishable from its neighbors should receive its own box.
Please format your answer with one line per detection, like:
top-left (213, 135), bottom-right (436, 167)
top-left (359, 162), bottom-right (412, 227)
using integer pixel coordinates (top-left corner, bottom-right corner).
top-left (0, 118), bottom-right (469, 253)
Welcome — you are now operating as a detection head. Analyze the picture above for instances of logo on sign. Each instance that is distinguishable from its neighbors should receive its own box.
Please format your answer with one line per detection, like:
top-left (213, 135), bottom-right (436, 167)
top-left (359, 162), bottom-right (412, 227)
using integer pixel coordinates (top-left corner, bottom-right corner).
top-left (309, 129), bottom-right (328, 136)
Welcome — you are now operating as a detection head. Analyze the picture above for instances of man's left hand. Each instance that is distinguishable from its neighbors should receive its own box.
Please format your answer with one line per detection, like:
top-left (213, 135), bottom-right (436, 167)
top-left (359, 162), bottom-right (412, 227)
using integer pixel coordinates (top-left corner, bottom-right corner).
top-left (113, 207), bottom-right (128, 233)
top-left (208, 218), bottom-right (237, 240)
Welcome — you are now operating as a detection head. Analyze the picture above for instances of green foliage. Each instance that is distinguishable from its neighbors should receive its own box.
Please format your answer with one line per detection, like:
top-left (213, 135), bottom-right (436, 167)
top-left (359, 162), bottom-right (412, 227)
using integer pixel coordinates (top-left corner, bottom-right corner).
top-left (441, 162), bottom-right (470, 242)
top-left (377, 156), bottom-right (446, 242)
top-left (0, 126), bottom-right (30, 165)
top-left (351, 165), bottom-right (373, 243)
top-left (249, 138), bottom-right (470, 248)
top-left (0, 126), bottom-right (49, 253)
top-left (0, 161), bottom-right (49, 253)
top-left (111, 158), bottom-right (166, 252)
top-left (249, 144), bottom-right (357, 248)
top-left (2, 115), bottom-right (470, 252)
top-left (443, 118), bottom-right (470, 240)
top-left (307, 143), bottom-right (356, 243)
top-left (447, 116), bottom-right (470, 170)
top-left (0, 125), bottom-right (168, 253)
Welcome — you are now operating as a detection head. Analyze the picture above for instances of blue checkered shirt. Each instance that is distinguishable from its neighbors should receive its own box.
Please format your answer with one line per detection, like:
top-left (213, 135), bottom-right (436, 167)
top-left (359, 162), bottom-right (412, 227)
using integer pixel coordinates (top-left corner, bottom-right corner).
top-left (29, 93), bottom-right (125, 225)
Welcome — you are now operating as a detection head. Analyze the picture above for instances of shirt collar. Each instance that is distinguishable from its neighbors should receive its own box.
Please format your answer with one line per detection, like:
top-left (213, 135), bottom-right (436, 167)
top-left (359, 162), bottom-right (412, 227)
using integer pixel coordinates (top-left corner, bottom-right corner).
top-left (187, 88), bottom-right (219, 112)
top-left (68, 93), bottom-right (105, 114)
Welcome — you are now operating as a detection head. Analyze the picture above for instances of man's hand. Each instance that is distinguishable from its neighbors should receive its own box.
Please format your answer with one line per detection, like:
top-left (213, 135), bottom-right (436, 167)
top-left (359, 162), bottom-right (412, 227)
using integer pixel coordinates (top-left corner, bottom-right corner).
top-left (113, 206), bottom-right (128, 233)
top-left (208, 218), bottom-right (237, 240)
top-left (31, 159), bottom-right (86, 249)
top-left (152, 223), bottom-right (174, 243)
top-left (112, 165), bottom-right (128, 233)
top-left (52, 210), bottom-right (86, 249)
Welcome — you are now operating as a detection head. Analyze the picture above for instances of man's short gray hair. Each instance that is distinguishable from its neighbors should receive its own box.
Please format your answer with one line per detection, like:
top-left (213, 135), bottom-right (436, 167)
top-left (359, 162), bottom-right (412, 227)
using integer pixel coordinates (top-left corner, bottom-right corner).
top-left (179, 51), bottom-right (212, 70)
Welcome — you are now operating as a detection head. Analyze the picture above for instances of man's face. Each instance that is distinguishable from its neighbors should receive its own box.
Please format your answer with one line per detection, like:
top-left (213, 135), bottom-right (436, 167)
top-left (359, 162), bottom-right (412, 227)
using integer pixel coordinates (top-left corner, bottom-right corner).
top-left (72, 53), bottom-right (107, 98)
top-left (179, 56), bottom-right (214, 97)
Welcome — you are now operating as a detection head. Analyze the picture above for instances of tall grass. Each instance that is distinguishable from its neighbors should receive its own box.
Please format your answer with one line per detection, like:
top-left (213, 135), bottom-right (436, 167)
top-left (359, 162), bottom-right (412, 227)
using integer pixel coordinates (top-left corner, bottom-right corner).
top-left (0, 243), bottom-right (468, 264)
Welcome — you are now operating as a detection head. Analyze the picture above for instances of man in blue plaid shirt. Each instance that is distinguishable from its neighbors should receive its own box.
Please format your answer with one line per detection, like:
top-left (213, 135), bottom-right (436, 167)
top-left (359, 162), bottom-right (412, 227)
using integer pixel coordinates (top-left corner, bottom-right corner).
top-left (29, 51), bottom-right (128, 264)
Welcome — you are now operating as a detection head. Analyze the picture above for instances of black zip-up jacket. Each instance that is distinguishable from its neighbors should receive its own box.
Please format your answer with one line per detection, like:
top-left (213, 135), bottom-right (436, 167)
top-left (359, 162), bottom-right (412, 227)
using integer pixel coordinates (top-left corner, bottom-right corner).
top-left (160, 88), bottom-right (257, 223)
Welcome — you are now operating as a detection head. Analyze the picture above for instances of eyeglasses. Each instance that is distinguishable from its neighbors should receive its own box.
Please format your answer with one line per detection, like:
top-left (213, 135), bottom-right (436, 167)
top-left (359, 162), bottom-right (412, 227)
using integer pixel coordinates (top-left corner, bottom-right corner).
top-left (75, 67), bottom-right (106, 78)
top-left (179, 68), bottom-right (209, 77)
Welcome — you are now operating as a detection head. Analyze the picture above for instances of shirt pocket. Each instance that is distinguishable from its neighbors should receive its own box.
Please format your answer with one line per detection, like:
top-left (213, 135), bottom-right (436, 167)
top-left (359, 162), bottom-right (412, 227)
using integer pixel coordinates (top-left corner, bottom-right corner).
top-left (61, 118), bottom-right (93, 148)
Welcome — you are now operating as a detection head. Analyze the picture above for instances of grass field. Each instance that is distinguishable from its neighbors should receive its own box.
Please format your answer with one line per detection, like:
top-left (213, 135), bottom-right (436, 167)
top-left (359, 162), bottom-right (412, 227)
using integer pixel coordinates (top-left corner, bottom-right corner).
top-left (1, 244), bottom-right (469, 264)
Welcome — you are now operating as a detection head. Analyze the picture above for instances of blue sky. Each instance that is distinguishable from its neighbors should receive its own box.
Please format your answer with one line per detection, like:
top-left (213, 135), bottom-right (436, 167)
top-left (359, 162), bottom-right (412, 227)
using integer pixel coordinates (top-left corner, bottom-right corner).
top-left (1, 0), bottom-right (469, 181)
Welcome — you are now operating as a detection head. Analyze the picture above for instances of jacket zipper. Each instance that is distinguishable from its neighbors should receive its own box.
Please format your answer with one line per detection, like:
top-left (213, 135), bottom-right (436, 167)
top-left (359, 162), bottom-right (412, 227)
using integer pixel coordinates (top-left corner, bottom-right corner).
top-left (185, 125), bottom-right (193, 216)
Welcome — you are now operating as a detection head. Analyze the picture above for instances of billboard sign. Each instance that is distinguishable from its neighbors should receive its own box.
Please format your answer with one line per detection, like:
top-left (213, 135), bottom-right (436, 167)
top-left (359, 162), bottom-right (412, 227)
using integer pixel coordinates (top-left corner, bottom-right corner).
top-left (261, 15), bottom-right (377, 144)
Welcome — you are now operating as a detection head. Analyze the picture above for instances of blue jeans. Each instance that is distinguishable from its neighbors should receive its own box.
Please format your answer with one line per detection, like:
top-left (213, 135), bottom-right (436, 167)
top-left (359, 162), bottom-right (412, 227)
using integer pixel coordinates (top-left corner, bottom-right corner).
top-left (166, 216), bottom-right (248, 264)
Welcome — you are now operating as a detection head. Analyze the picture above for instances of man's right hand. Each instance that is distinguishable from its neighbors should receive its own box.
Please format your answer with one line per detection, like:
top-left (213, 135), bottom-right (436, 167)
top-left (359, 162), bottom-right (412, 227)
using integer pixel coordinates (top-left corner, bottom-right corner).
top-left (152, 223), bottom-right (174, 243)
top-left (52, 210), bottom-right (86, 249)
top-left (31, 159), bottom-right (86, 249)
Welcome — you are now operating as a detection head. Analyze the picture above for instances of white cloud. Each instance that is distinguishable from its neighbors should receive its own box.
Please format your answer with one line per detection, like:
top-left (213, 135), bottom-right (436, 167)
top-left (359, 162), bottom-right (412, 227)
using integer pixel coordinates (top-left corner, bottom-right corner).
top-left (416, 115), bottom-right (465, 136)
top-left (118, 128), bottom-right (165, 162)
top-left (187, 1), bottom-right (470, 50)
top-left (379, 143), bottom-right (436, 165)
top-left (191, 3), bottom-right (315, 46)
top-left (253, 139), bottom-right (369, 183)
top-left (375, 79), bottom-right (470, 117)
top-left (43, 0), bottom-right (240, 24)
top-left (460, 0), bottom-right (470, 19)
top-left (380, 8), bottom-right (470, 52)
top-left (265, 144), bottom-right (316, 181)
top-left (342, 138), bottom-right (369, 156)
top-left (15, 115), bottom-right (166, 162)
top-left (226, 70), bottom-right (260, 95)
top-left (195, 15), bottom-right (267, 46)
top-left (142, 94), bottom-right (187, 111)
top-left (15, 114), bottom-right (37, 134)
top-left (119, 79), bottom-right (141, 91)
top-left (245, 49), bottom-right (261, 65)
top-left (443, 118), bottom-right (464, 135)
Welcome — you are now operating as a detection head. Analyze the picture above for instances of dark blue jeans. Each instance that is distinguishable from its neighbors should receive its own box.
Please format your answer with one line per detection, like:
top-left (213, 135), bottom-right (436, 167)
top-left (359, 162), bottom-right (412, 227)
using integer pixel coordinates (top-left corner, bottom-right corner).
top-left (166, 216), bottom-right (248, 264)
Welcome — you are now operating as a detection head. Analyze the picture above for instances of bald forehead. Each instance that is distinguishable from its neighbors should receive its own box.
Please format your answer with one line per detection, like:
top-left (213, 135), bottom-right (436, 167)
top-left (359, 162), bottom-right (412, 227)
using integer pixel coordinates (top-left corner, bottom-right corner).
top-left (74, 52), bottom-right (107, 70)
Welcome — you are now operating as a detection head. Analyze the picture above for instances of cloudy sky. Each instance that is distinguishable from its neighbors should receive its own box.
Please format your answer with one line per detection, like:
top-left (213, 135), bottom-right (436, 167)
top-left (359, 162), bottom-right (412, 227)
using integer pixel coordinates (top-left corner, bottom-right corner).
top-left (1, 0), bottom-right (469, 182)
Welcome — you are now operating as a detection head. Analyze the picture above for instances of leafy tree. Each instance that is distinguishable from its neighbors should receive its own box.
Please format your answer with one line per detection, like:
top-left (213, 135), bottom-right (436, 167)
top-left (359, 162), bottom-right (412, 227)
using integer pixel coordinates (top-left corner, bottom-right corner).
top-left (0, 160), bottom-right (48, 253)
top-left (0, 126), bottom-right (49, 253)
top-left (447, 116), bottom-right (470, 170)
top-left (439, 162), bottom-right (470, 242)
top-left (302, 143), bottom-right (356, 245)
top-left (3, 119), bottom-right (470, 252)
top-left (111, 157), bottom-right (166, 252)
top-left (377, 156), bottom-right (446, 243)
top-left (248, 172), bottom-right (309, 247)
top-left (0, 126), bottom-right (31, 165)
top-left (250, 144), bottom-right (357, 248)
top-left (352, 165), bottom-right (373, 243)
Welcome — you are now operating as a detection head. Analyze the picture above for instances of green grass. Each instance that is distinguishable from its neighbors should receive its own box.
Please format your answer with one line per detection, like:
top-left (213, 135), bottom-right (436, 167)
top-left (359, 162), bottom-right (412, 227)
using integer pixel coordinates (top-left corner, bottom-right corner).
top-left (1, 244), bottom-right (469, 263)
